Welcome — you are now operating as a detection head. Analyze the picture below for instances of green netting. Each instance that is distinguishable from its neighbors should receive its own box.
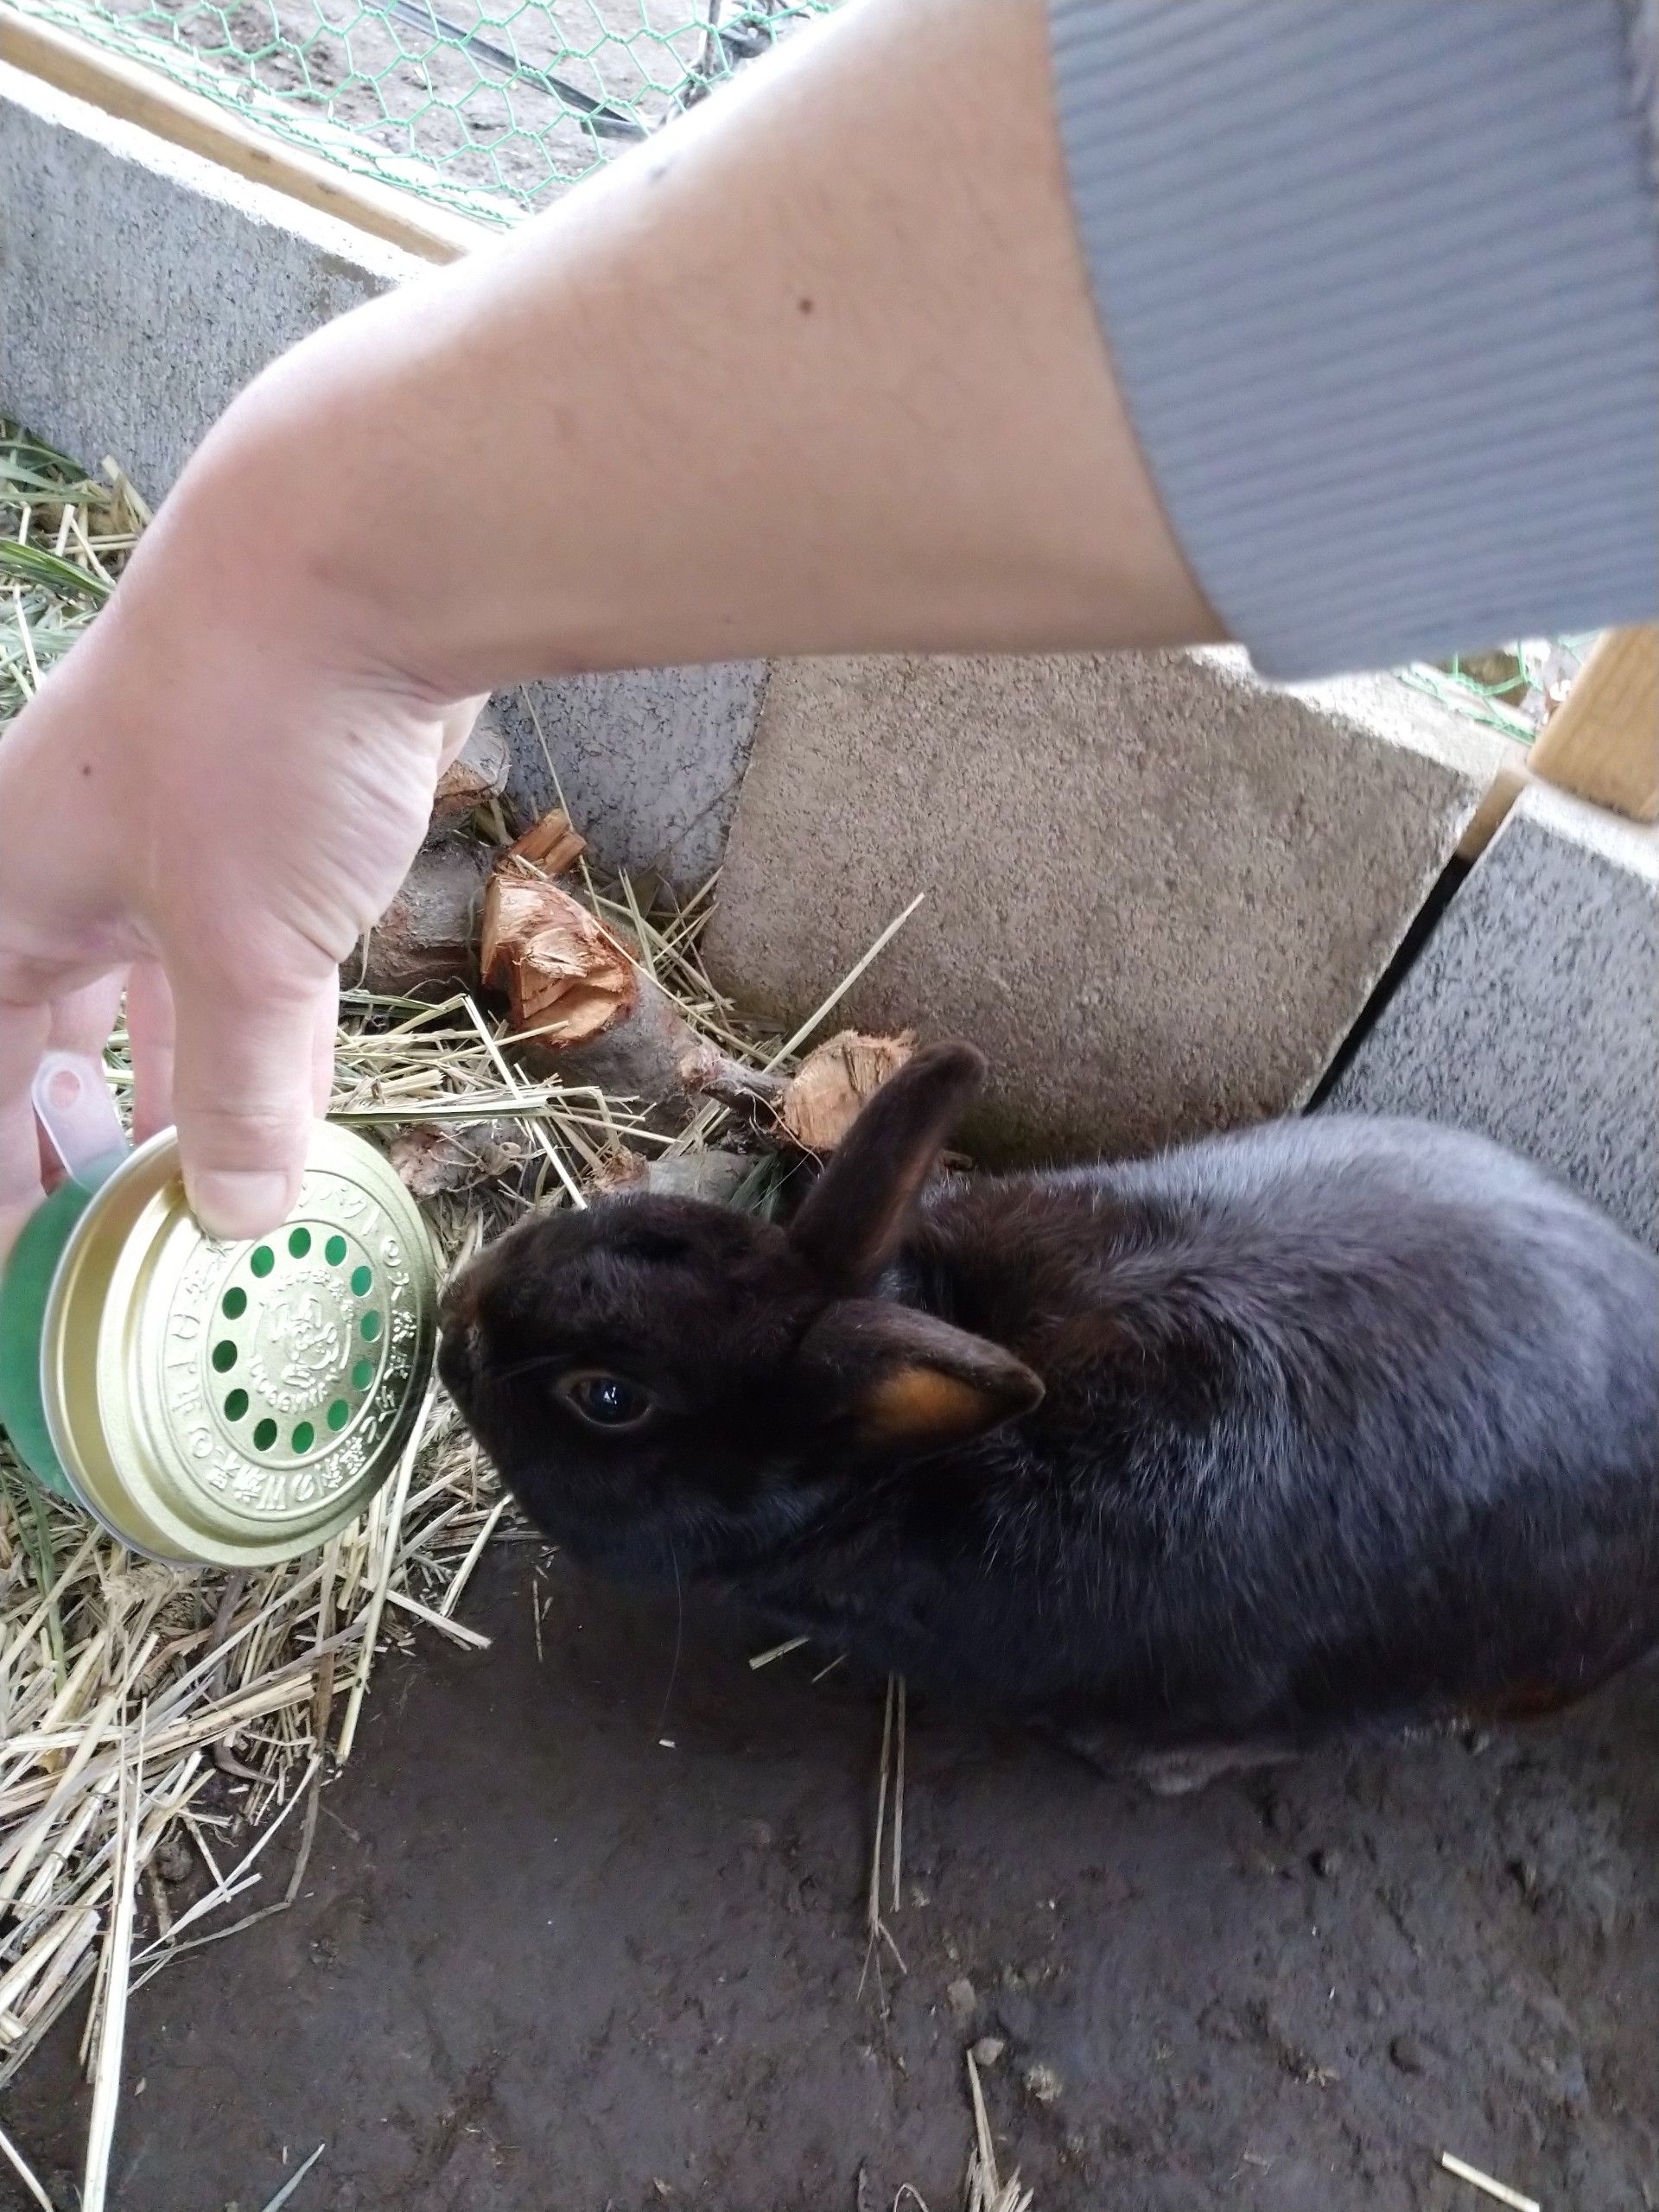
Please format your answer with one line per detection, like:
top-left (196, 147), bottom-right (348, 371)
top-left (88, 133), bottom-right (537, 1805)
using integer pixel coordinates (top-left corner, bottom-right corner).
top-left (1402, 635), bottom-right (1601, 743)
top-left (14, 0), bottom-right (842, 221)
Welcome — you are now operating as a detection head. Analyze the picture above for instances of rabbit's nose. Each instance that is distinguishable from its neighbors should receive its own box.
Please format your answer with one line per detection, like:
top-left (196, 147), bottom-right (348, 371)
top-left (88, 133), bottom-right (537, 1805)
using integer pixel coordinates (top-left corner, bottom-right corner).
top-left (436, 1319), bottom-right (480, 1413)
top-left (437, 1268), bottom-right (485, 1382)
top-left (439, 1264), bottom-right (482, 1335)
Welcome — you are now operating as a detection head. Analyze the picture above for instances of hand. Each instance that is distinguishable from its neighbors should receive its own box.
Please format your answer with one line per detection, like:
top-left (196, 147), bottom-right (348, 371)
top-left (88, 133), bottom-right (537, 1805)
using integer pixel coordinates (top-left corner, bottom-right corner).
top-left (0, 484), bottom-right (480, 1254)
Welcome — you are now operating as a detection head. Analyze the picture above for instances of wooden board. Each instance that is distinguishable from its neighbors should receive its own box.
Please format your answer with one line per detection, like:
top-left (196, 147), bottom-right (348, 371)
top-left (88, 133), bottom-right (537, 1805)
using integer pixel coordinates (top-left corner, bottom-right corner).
top-left (1529, 626), bottom-right (1659, 823)
top-left (1455, 744), bottom-right (1532, 863)
top-left (0, 3), bottom-right (500, 264)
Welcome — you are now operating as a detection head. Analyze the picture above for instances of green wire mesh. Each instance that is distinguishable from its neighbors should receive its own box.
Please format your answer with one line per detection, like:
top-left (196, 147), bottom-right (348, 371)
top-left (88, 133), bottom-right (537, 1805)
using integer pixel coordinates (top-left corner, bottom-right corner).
top-left (1402, 635), bottom-right (1601, 744)
top-left (13, 0), bottom-right (842, 221)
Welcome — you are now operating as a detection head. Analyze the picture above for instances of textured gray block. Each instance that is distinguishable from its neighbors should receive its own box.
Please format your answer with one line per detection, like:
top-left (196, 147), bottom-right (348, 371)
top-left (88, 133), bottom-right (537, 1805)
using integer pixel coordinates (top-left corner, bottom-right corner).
top-left (707, 647), bottom-right (1500, 1161)
top-left (0, 67), bottom-right (766, 886)
top-left (497, 661), bottom-right (767, 887)
top-left (0, 64), bottom-right (416, 499)
top-left (1329, 782), bottom-right (1659, 1247)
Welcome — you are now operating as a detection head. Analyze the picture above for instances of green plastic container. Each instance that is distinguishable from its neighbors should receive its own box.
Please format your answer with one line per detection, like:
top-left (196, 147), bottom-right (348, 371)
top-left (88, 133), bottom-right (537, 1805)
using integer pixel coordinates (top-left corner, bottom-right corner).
top-left (0, 1154), bottom-right (123, 1497)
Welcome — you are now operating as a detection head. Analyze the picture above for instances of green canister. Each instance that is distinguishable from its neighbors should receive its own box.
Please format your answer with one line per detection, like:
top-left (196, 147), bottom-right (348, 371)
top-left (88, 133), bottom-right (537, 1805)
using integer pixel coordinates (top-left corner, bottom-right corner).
top-left (0, 1053), bottom-right (437, 1567)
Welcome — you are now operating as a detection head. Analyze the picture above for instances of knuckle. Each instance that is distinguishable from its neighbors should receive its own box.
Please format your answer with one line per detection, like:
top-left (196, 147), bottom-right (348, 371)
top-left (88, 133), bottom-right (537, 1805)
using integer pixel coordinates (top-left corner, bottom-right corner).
top-left (175, 1098), bottom-right (310, 1162)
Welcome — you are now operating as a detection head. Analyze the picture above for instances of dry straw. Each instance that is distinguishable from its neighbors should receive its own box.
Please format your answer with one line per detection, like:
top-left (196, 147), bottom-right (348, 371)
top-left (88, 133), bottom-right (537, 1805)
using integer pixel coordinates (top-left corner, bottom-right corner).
top-left (0, 425), bottom-right (147, 721)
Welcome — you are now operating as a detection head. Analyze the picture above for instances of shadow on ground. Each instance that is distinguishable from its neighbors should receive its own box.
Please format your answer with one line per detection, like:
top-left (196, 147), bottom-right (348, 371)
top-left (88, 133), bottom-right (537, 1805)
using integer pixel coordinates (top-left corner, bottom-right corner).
top-left (5, 1548), bottom-right (1658, 2211)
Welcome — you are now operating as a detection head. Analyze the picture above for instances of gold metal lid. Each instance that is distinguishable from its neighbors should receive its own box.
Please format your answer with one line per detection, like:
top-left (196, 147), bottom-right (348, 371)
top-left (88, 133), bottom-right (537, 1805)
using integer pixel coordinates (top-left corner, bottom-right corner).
top-left (41, 1122), bottom-right (437, 1567)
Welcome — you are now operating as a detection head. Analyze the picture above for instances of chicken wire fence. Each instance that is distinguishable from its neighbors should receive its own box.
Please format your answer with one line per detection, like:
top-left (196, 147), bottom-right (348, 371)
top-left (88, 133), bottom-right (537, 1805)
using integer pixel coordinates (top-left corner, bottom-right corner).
top-left (13, 0), bottom-right (840, 219)
top-left (1402, 636), bottom-right (1602, 743)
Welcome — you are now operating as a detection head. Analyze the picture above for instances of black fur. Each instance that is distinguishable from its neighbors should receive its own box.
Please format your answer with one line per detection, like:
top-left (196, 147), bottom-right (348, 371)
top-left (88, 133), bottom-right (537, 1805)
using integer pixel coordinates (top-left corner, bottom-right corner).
top-left (440, 1045), bottom-right (1659, 1751)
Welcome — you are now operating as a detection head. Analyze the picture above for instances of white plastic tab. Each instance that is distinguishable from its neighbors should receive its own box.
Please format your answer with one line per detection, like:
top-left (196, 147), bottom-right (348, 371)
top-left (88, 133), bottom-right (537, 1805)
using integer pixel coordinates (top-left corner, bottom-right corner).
top-left (32, 1053), bottom-right (129, 1181)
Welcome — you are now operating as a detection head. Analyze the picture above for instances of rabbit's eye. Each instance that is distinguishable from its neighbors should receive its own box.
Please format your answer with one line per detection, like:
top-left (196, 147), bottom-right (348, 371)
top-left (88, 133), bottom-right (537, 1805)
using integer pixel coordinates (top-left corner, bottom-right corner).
top-left (558, 1370), bottom-right (655, 1431)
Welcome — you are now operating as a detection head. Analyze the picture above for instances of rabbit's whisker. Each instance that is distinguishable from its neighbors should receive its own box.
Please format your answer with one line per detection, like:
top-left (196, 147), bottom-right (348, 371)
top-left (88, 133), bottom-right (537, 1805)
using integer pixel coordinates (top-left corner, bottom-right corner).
top-left (653, 1542), bottom-right (685, 1741)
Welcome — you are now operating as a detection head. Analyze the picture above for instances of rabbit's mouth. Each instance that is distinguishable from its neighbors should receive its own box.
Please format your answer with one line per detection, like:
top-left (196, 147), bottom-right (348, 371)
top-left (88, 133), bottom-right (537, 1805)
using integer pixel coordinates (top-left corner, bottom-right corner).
top-left (435, 1272), bottom-right (484, 1411)
top-left (435, 1320), bottom-right (480, 1415)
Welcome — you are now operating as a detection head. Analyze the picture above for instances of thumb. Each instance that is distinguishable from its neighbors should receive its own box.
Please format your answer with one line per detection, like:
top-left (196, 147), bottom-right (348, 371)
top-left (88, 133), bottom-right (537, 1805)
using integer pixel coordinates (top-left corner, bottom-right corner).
top-left (436, 695), bottom-right (490, 776)
top-left (169, 969), bottom-right (335, 1240)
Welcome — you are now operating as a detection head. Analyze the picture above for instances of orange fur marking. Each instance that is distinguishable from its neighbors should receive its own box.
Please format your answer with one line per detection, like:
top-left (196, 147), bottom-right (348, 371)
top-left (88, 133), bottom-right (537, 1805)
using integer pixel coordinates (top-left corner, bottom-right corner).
top-left (863, 1366), bottom-right (990, 1443)
top-left (1465, 1680), bottom-right (1578, 1725)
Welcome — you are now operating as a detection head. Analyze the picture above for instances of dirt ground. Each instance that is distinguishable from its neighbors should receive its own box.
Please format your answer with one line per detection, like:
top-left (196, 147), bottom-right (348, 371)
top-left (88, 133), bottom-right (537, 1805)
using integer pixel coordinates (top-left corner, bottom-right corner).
top-left (5, 1546), bottom-right (1658, 2212)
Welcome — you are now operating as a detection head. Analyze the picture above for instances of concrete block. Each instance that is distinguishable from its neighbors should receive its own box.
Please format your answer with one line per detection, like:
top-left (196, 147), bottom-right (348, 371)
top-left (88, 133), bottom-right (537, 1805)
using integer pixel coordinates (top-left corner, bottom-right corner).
top-left (1328, 782), bottom-right (1659, 1247)
top-left (0, 65), bottom-right (766, 885)
top-left (706, 648), bottom-right (1500, 1160)
top-left (0, 62), bottom-right (417, 501)
top-left (496, 660), bottom-right (767, 889)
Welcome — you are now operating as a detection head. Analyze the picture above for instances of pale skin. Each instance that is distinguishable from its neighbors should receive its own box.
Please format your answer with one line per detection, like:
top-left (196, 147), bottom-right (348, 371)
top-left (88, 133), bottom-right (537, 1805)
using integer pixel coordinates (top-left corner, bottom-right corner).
top-left (0, 0), bottom-right (1221, 1258)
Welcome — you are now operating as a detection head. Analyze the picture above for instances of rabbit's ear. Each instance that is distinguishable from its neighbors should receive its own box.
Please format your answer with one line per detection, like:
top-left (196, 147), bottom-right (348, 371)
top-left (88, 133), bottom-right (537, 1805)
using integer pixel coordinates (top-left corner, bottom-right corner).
top-left (788, 1042), bottom-right (985, 1294)
top-left (797, 1299), bottom-right (1041, 1452)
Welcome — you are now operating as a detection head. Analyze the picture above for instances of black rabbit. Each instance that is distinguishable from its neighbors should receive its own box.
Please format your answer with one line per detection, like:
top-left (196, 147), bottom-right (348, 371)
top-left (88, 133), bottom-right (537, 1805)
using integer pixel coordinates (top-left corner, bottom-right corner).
top-left (439, 1044), bottom-right (1659, 1785)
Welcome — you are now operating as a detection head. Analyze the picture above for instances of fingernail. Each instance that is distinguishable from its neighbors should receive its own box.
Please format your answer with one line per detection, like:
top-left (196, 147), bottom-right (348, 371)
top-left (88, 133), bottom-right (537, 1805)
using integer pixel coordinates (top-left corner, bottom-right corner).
top-left (188, 1169), bottom-right (294, 1241)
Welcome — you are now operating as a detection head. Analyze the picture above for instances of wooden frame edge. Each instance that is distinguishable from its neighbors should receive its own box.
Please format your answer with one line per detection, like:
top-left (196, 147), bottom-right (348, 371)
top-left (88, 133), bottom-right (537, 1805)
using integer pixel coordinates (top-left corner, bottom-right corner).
top-left (0, 3), bottom-right (498, 264)
top-left (1528, 626), bottom-right (1659, 826)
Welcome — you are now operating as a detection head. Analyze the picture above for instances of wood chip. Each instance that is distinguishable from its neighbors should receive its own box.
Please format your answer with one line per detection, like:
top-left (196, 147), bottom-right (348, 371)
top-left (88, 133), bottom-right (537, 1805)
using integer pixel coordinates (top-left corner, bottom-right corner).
top-left (389, 1121), bottom-right (524, 1198)
top-left (506, 807), bottom-right (587, 876)
top-left (589, 1147), bottom-right (651, 1195)
top-left (779, 1031), bottom-right (913, 1152)
top-left (480, 874), bottom-right (636, 1044)
top-left (680, 1029), bottom-right (913, 1153)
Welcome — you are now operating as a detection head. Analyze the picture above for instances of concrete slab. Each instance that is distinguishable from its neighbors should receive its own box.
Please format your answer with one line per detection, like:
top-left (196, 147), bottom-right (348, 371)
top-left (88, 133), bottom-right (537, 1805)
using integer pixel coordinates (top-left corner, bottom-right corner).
top-left (0, 61), bottom-right (417, 499)
top-left (1328, 781), bottom-right (1659, 1247)
top-left (705, 648), bottom-right (1501, 1161)
top-left (495, 660), bottom-right (766, 889)
top-left (0, 65), bottom-right (764, 883)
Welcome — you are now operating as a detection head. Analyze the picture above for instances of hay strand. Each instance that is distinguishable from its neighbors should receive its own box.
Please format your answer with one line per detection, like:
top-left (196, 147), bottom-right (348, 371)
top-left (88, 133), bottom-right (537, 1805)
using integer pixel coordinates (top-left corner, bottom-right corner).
top-left (964, 2046), bottom-right (1033, 2212)
top-left (1440, 2153), bottom-right (1541, 2212)
top-left (860, 1675), bottom-right (906, 1988)
top-left (80, 1713), bottom-right (143, 2212)
top-left (0, 2117), bottom-right (56, 2212)
top-left (890, 1675), bottom-right (906, 1918)
top-left (256, 2139), bottom-right (327, 2211)
top-left (335, 1386), bottom-right (439, 1764)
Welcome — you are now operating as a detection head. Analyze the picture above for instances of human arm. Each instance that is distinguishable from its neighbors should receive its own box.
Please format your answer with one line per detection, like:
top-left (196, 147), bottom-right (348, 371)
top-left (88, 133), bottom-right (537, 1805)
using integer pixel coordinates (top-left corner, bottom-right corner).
top-left (0, 0), bottom-right (1214, 1253)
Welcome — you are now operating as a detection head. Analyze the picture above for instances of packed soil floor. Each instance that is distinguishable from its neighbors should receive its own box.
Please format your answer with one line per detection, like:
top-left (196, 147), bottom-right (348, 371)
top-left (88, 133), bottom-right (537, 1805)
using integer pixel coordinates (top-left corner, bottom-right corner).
top-left (4, 1547), bottom-right (1657, 2212)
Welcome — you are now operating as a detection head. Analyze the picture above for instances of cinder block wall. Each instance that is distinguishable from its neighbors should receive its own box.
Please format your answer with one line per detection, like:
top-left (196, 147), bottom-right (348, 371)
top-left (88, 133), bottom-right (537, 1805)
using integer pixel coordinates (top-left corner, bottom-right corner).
top-left (1329, 784), bottom-right (1659, 1247)
top-left (0, 63), bottom-right (411, 497)
top-left (705, 651), bottom-right (1500, 1160)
